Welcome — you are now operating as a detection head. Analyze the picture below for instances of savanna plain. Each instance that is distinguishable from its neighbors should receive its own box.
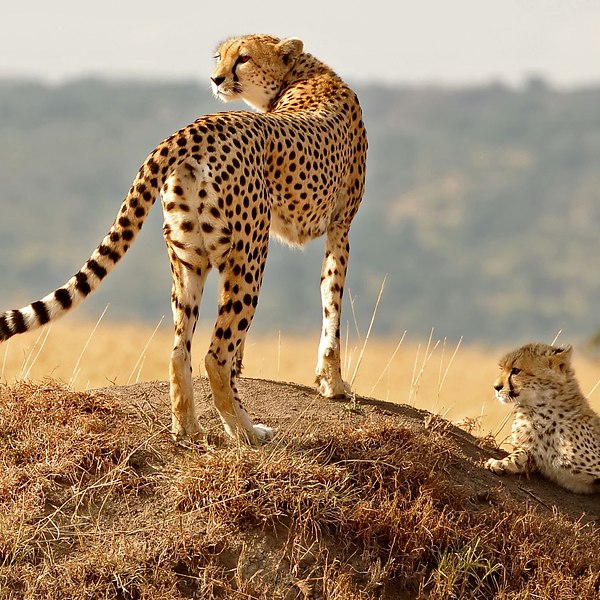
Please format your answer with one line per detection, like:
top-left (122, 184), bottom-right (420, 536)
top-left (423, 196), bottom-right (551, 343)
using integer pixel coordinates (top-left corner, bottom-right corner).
top-left (3, 319), bottom-right (600, 598)
top-left (3, 318), bottom-right (600, 445)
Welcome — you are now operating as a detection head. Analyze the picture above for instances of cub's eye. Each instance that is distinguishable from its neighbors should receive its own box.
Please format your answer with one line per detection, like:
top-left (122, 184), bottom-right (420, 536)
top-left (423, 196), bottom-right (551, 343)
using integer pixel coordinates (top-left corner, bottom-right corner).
top-left (213, 54), bottom-right (221, 62)
top-left (238, 55), bottom-right (251, 64)
top-left (510, 367), bottom-right (521, 376)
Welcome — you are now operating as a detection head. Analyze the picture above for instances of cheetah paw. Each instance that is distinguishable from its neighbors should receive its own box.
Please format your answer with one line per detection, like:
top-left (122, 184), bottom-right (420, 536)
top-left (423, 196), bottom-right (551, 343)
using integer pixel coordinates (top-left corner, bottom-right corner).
top-left (485, 458), bottom-right (507, 475)
top-left (171, 420), bottom-right (207, 445)
top-left (253, 423), bottom-right (276, 443)
top-left (317, 377), bottom-right (351, 399)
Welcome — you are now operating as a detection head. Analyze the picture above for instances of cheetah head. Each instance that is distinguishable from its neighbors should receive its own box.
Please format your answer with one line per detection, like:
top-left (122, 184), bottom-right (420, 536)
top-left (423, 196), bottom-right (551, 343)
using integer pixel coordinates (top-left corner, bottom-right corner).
top-left (493, 342), bottom-right (573, 405)
top-left (211, 34), bottom-right (304, 112)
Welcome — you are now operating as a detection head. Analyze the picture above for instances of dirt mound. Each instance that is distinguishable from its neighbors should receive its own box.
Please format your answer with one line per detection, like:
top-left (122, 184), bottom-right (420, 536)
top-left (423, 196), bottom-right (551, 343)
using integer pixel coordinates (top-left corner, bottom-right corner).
top-left (1, 377), bottom-right (599, 599)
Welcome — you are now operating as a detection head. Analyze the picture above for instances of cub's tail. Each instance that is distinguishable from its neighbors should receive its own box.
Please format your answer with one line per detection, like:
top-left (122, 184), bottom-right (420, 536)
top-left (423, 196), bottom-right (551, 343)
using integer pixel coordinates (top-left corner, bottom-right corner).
top-left (0, 125), bottom-right (196, 343)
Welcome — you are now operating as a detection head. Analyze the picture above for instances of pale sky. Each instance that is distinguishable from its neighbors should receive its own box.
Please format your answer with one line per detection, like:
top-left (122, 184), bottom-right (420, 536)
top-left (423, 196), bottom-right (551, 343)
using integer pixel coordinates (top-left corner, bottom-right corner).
top-left (2, 0), bottom-right (600, 86)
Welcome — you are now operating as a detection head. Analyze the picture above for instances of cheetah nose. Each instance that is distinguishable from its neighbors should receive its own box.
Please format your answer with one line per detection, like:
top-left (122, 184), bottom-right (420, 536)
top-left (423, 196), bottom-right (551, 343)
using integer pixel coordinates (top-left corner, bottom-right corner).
top-left (493, 383), bottom-right (503, 392)
top-left (211, 76), bottom-right (225, 86)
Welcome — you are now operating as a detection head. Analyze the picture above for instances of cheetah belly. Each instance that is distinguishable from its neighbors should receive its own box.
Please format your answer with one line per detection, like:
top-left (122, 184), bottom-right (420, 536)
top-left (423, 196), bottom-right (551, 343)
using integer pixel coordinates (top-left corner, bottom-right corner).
top-left (532, 432), bottom-right (597, 493)
top-left (269, 197), bottom-right (333, 247)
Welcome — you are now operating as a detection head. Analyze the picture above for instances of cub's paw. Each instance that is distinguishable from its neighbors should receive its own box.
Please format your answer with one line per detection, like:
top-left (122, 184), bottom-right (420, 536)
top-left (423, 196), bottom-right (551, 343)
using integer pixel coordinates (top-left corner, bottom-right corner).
top-left (253, 423), bottom-right (276, 443)
top-left (485, 457), bottom-right (508, 475)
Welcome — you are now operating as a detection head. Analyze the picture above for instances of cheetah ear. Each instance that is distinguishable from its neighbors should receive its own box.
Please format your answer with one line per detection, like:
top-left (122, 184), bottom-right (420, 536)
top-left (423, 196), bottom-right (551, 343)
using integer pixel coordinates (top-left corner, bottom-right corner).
top-left (276, 38), bottom-right (304, 65)
top-left (551, 344), bottom-right (573, 373)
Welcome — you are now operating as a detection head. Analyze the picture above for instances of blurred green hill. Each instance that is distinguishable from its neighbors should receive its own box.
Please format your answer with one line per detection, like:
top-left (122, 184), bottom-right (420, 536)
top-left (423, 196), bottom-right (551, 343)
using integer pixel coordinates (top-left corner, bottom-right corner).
top-left (1, 77), bottom-right (600, 345)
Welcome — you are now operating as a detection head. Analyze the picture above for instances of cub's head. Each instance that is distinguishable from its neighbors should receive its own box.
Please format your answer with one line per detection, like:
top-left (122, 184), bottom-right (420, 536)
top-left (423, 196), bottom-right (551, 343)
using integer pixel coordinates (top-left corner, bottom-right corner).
top-left (211, 34), bottom-right (304, 112)
top-left (493, 342), bottom-right (574, 405)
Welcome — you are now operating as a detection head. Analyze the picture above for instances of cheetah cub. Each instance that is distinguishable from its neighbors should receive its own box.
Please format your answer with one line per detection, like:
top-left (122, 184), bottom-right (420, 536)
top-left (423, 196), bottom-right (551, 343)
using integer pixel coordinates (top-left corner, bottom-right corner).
top-left (485, 342), bottom-right (600, 494)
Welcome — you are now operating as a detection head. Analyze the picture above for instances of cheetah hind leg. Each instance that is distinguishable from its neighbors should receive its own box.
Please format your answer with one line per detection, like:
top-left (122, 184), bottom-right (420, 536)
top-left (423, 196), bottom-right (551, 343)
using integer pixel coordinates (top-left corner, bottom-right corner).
top-left (229, 337), bottom-right (273, 440)
top-left (316, 223), bottom-right (351, 398)
top-left (205, 343), bottom-right (275, 444)
top-left (204, 241), bottom-right (275, 444)
top-left (235, 337), bottom-right (245, 376)
top-left (168, 252), bottom-right (209, 442)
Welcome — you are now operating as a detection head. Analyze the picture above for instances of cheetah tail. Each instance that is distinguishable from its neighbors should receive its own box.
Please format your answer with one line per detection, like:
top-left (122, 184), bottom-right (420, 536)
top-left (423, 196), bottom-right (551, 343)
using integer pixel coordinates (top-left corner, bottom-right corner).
top-left (0, 130), bottom-right (192, 343)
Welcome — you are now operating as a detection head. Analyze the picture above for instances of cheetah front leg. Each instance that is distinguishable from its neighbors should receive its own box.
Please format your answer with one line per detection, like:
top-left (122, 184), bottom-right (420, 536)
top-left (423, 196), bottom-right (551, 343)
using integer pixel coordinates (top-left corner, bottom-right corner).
top-left (316, 222), bottom-right (351, 398)
top-left (485, 447), bottom-right (531, 476)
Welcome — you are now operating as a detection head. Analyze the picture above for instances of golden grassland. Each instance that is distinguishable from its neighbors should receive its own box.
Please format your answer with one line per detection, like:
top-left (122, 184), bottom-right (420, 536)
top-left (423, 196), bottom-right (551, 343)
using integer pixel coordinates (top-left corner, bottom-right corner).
top-left (4, 380), bottom-right (600, 598)
top-left (2, 317), bottom-right (600, 444)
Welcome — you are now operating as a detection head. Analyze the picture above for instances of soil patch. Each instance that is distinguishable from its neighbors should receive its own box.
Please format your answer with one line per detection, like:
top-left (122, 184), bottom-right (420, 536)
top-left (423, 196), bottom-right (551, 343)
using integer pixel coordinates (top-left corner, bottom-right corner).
top-left (0, 377), bottom-right (598, 599)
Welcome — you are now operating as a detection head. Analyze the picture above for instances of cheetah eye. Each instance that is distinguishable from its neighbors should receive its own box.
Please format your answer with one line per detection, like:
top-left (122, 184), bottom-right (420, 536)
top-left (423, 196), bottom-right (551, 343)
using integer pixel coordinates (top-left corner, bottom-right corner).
top-left (238, 55), bottom-right (251, 64)
top-left (510, 367), bottom-right (521, 376)
top-left (213, 54), bottom-right (221, 62)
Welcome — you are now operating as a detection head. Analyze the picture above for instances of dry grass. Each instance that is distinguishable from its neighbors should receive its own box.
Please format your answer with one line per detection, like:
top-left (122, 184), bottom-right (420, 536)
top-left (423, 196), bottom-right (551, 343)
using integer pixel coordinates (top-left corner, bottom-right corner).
top-left (3, 318), bottom-right (600, 446)
top-left (1, 380), bottom-right (599, 599)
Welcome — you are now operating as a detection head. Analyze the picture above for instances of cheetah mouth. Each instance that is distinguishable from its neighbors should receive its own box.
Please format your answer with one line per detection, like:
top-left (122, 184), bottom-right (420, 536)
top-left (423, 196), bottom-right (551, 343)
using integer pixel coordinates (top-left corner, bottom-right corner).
top-left (213, 84), bottom-right (243, 100)
top-left (496, 390), bottom-right (517, 404)
top-left (214, 89), bottom-right (241, 104)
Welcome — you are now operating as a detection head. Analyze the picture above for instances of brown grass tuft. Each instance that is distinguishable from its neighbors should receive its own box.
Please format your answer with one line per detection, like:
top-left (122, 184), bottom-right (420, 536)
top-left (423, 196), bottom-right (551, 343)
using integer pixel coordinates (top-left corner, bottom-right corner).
top-left (0, 380), bottom-right (599, 599)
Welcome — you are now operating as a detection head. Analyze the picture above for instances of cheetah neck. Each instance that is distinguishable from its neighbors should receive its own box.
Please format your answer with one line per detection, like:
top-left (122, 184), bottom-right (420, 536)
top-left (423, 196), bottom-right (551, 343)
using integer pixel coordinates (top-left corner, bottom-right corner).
top-left (518, 377), bottom-right (588, 415)
top-left (268, 54), bottom-right (343, 112)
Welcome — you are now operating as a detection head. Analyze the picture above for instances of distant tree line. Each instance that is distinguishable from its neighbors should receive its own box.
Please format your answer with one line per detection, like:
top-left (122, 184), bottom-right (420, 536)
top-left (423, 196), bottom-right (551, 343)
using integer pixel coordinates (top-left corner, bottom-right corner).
top-left (1, 77), bottom-right (600, 346)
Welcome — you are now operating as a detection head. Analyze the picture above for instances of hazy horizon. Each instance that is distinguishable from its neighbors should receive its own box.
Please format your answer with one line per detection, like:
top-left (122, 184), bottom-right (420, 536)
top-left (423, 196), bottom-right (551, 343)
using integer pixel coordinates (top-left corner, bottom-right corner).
top-left (2, 1), bottom-right (600, 87)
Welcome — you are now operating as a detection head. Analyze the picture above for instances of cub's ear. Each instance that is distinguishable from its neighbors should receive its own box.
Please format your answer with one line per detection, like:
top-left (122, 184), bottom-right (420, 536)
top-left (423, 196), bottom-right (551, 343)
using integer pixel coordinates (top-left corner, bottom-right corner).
top-left (551, 344), bottom-right (573, 373)
top-left (276, 37), bottom-right (304, 65)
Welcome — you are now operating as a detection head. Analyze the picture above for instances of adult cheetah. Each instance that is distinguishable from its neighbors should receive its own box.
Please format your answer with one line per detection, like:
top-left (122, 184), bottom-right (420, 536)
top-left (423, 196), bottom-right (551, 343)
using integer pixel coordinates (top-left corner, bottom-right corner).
top-left (485, 342), bottom-right (600, 494)
top-left (0, 34), bottom-right (367, 444)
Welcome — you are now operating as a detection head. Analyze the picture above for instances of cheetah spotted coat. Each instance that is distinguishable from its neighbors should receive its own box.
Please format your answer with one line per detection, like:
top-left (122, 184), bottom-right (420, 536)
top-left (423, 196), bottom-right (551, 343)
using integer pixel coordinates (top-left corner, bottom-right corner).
top-left (486, 342), bottom-right (600, 494)
top-left (0, 35), bottom-right (367, 444)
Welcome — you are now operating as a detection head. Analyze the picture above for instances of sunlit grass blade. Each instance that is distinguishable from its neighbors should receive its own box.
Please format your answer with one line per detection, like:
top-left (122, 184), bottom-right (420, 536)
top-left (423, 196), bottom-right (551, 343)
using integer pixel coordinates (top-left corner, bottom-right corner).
top-left (437, 336), bottom-right (463, 400)
top-left (408, 329), bottom-right (440, 405)
top-left (127, 316), bottom-right (164, 385)
top-left (1, 339), bottom-right (9, 382)
top-left (347, 290), bottom-right (363, 345)
top-left (277, 330), bottom-right (281, 379)
top-left (493, 409), bottom-right (514, 441)
top-left (19, 327), bottom-right (45, 379)
top-left (586, 376), bottom-right (600, 399)
top-left (23, 325), bottom-right (52, 381)
top-left (70, 305), bottom-right (110, 387)
top-left (134, 355), bottom-right (146, 385)
top-left (342, 320), bottom-right (350, 380)
top-left (349, 275), bottom-right (387, 387)
top-left (368, 330), bottom-right (406, 396)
